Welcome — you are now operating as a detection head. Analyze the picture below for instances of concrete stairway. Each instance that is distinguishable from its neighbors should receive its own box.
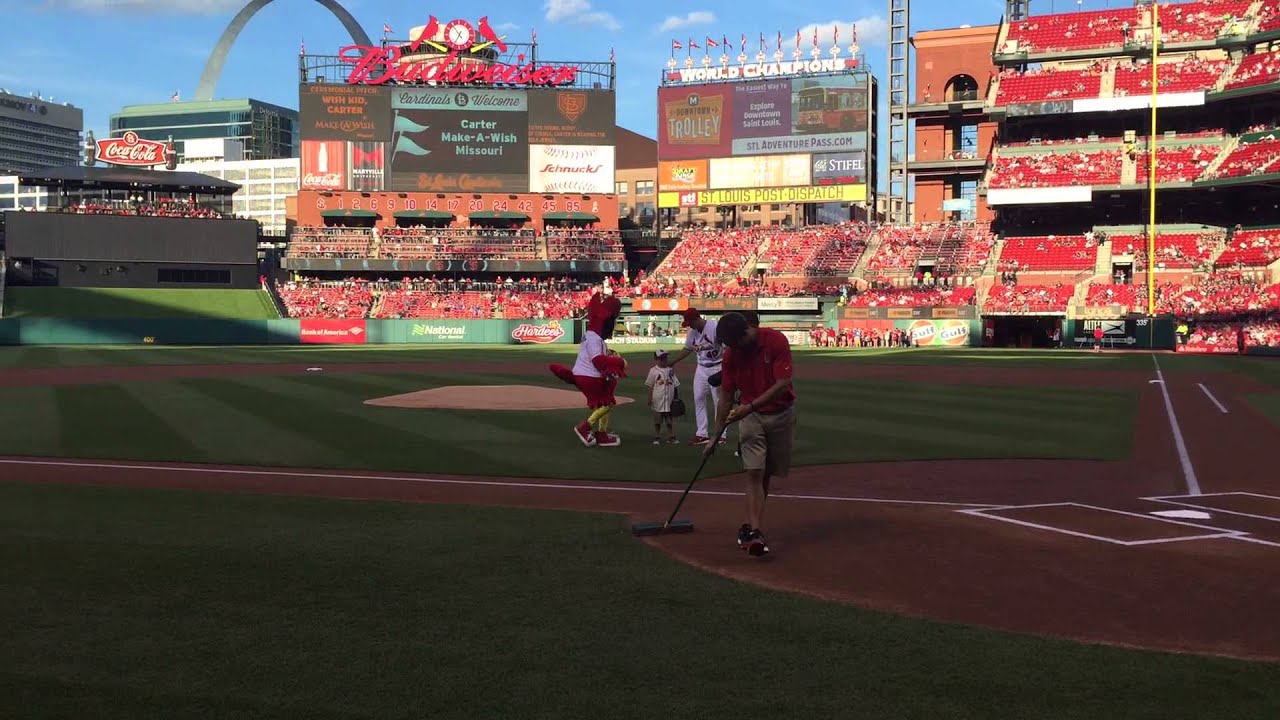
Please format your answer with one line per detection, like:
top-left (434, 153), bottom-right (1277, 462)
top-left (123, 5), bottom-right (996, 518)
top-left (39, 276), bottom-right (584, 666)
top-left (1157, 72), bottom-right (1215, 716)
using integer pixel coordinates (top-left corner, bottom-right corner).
top-left (1094, 239), bottom-right (1113, 278)
top-left (850, 230), bottom-right (885, 280)
top-left (1121, 150), bottom-right (1138, 185)
top-left (1201, 136), bottom-right (1239, 178)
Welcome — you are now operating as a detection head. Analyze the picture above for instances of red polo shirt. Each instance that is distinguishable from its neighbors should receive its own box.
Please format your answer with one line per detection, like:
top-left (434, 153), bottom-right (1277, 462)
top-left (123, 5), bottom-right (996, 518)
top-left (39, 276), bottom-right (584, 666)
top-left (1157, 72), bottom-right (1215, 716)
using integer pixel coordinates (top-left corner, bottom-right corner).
top-left (722, 327), bottom-right (795, 413)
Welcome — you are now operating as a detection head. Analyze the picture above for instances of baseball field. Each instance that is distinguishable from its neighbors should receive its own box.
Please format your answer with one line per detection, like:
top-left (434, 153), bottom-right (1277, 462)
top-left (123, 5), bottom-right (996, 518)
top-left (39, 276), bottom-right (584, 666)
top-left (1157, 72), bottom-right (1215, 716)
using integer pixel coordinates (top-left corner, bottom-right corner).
top-left (2, 342), bottom-right (1279, 718)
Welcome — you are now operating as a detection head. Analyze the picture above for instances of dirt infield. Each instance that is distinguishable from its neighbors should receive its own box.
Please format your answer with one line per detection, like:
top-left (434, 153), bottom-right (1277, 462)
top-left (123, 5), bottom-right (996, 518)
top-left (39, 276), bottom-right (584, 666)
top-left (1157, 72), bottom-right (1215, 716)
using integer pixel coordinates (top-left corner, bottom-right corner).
top-left (2, 356), bottom-right (1278, 662)
top-left (363, 384), bottom-right (635, 410)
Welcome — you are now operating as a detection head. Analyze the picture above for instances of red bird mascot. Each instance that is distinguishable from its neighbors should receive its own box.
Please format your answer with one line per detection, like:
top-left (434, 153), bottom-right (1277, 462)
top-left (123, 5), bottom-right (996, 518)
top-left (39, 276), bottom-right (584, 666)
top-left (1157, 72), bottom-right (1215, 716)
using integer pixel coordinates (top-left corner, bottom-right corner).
top-left (549, 286), bottom-right (627, 447)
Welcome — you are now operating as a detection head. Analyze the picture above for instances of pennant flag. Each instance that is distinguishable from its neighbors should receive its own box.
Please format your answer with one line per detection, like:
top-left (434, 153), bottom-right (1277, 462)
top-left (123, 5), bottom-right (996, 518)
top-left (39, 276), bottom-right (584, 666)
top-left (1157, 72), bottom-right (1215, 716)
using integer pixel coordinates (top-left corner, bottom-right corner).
top-left (723, 35), bottom-right (732, 49)
top-left (383, 22), bottom-right (392, 35)
top-left (796, 29), bottom-right (801, 50)
top-left (834, 25), bottom-right (839, 45)
top-left (706, 36), bottom-right (718, 47)
top-left (672, 39), bottom-right (683, 50)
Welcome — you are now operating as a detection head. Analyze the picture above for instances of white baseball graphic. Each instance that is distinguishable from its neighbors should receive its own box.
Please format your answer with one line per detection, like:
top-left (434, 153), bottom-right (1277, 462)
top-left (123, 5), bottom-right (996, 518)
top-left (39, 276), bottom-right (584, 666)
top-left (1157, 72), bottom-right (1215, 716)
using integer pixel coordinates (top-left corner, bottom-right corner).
top-left (529, 144), bottom-right (614, 194)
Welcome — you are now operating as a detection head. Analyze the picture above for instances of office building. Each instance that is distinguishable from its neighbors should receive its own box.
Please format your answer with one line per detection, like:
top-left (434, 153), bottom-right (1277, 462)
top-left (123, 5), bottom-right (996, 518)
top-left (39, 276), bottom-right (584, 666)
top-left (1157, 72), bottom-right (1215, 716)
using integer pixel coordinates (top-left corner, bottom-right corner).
top-left (174, 156), bottom-right (299, 237)
top-left (0, 89), bottom-right (83, 174)
top-left (110, 98), bottom-right (298, 162)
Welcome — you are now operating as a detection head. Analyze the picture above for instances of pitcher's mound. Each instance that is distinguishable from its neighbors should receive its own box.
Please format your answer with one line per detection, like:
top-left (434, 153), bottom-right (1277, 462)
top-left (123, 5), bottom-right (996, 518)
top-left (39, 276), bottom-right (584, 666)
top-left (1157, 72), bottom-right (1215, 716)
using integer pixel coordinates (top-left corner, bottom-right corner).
top-left (364, 384), bottom-right (634, 410)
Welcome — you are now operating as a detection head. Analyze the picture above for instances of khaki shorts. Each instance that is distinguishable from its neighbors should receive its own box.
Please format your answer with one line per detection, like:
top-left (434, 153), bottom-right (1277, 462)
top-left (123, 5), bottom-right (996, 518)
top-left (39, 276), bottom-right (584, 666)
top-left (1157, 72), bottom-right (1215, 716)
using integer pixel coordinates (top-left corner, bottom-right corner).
top-left (738, 403), bottom-right (795, 477)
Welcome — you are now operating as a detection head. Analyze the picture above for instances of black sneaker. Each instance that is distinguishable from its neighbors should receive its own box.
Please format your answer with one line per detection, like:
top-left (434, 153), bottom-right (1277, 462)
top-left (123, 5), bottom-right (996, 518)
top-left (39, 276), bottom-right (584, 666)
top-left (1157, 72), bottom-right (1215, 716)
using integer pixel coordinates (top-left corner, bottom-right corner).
top-left (736, 523), bottom-right (753, 550)
top-left (746, 529), bottom-right (769, 557)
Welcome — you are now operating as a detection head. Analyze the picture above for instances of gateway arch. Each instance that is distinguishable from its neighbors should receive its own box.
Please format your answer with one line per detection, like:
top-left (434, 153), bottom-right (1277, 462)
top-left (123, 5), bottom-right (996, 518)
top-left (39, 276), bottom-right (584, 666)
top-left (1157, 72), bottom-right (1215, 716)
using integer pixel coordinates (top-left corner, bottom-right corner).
top-left (194, 0), bottom-right (372, 101)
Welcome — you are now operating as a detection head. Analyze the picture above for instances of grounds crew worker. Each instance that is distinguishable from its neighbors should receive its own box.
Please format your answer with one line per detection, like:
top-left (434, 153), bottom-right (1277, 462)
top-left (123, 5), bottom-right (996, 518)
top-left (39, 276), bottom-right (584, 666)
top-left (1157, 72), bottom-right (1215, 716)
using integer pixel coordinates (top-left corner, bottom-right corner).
top-left (705, 311), bottom-right (796, 558)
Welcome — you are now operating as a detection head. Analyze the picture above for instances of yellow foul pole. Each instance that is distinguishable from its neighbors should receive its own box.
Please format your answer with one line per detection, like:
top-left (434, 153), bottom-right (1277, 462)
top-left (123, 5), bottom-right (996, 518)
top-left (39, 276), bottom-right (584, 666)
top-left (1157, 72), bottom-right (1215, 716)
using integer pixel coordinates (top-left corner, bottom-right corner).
top-left (1147, 2), bottom-right (1160, 316)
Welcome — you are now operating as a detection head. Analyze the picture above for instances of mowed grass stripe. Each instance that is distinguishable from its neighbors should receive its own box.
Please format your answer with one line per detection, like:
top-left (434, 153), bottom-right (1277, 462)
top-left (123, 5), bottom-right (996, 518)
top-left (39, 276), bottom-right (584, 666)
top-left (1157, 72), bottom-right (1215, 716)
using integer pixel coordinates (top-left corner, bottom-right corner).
top-left (184, 375), bottom-right (506, 475)
top-left (54, 385), bottom-right (203, 462)
top-left (2, 483), bottom-right (1277, 720)
top-left (0, 385), bottom-right (62, 456)
top-left (145, 380), bottom-right (351, 468)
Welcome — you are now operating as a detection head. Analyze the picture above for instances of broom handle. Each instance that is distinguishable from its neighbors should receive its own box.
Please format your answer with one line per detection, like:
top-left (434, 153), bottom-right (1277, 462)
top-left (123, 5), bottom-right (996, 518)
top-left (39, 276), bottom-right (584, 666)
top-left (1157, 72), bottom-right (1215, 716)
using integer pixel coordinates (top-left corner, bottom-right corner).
top-left (663, 413), bottom-right (746, 527)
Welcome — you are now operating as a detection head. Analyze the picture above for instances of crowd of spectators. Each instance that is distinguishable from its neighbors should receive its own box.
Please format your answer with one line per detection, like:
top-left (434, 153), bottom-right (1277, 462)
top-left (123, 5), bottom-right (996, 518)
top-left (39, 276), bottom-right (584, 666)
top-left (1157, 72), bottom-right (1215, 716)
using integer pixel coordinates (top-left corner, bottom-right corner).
top-left (274, 276), bottom-right (595, 320)
top-left (1000, 7), bottom-right (1141, 54)
top-left (1223, 49), bottom-right (1280, 92)
top-left (55, 199), bottom-right (225, 219)
top-left (654, 228), bottom-right (764, 277)
top-left (985, 283), bottom-right (1076, 313)
top-left (286, 227), bottom-right (375, 259)
top-left (998, 235), bottom-right (1098, 272)
top-left (988, 150), bottom-right (1124, 188)
top-left (1114, 56), bottom-right (1229, 95)
top-left (1157, 272), bottom-right (1280, 316)
top-left (379, 227), bottom-right (539, 261)
top-left (1158, 0), bottom-right (1253, 42)
top-left (994, 65), bottom-right (1105, 105)
top-left (810, 326), bottom-right (914, 348)
top-left (1216, 226), bottom-right (1280, 267)
top-left (544, 229), bottom-right (625, 261)
top-left (1135, 144), bottom-right (1221, 184)
top-left (1109, 229), bottom-right (1222, 270)
top-left (1202, 133), bottom-right (1280, 180)
top-left (842, 285), bottom-right (976, 308)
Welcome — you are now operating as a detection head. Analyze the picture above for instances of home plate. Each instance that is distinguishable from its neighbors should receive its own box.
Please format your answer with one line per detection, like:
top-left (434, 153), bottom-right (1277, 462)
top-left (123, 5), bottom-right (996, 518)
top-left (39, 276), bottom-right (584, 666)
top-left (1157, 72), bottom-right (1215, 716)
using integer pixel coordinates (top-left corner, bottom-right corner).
top-left (1151, 509), bottom-right (1213, 520)
top-left (306, 367), bottom-right (324, 372)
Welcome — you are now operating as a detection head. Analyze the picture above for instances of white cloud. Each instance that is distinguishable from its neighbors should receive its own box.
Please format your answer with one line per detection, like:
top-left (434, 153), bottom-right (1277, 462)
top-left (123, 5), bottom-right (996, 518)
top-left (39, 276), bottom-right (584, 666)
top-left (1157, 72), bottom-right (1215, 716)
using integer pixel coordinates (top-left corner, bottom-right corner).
top-left (543, 0), bottom-right (620, 31)
top-left (497, 22), bottom-right (520, 32)
top-left (796, 17), bottom-right (890, 50)
top-left (43, 0), bottom-right (245, 14)
top-left (658, 11), bottom-right (715, 33)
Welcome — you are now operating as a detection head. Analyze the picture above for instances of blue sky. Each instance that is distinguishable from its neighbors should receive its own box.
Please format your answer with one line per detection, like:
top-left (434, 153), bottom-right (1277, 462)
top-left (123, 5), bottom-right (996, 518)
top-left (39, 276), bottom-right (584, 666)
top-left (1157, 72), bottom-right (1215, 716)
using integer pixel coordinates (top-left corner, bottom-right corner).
top-left (13, 0), bottom-right (1029, 192)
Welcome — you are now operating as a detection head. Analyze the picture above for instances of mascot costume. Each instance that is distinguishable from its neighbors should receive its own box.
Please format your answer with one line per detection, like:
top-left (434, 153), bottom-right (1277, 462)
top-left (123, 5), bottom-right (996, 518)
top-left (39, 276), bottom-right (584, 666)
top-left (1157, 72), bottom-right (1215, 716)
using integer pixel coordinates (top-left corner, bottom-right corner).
top-left (549, 286), bottom-right (627, 447)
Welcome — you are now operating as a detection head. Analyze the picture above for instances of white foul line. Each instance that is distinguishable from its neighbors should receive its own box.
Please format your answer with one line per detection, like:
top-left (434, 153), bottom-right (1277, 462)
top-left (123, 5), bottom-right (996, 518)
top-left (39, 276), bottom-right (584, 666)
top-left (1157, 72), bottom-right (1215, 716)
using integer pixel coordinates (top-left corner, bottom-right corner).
top-left (1151, 354), bottom-right (1201, 496)
top-left (0, 458), bottom-right (1001, 509)
top-left (1197, 383), bottom-right (1229, 414)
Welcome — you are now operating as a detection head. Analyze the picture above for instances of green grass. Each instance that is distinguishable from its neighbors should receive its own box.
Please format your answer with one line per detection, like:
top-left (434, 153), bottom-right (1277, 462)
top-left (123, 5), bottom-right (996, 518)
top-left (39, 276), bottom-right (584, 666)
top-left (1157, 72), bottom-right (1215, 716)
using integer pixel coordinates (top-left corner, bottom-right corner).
top-left (2, 288), bottom-right (279, 320)
top-left (2, 483), bottom-right (1275, 720)
top-left (0, 365), bottom-right (1139, 481)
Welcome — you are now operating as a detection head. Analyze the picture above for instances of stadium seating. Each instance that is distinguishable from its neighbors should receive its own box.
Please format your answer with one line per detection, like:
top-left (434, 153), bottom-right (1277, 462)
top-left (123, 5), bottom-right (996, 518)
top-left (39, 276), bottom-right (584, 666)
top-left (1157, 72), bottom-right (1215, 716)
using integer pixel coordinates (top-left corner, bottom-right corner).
top-left (276, 279), bottom-right (375, 319)
top-left (1133, 144), bottom-right (1220, 183)
top-left (1113, 57), bottom-right (1229, 96)
top-left (1216, 228), bottom-right (1280, 267)
top-left (654, 229), bottom-right (762, 277)
top-left (987, 150), bottom-right (1123, 188)
top-left (985, 283), bottom-right (1076, 313)
top-left (997, 235), bottom-right (1098, 271)
top-left (1086, 283), bottom-right (1143, 311)
top-left (57, 199), bottom-right (226, 219)
top-left (1222, 50), bottom-right (1280, 92)
top-left (544, 230), bottom-right (625, 261)
top-left (1258, 4), bottom-right (1280, 34)
top-left (865, 226), bottom-right (926, 272)
top-left (844, 285), bottom-right (976, 308)
top-left (1203, 134), bottom-right (1280, 180)
top-left (1158, 0), bottom-right (1252, 42)
top-left (1002, 7), bottom-right (1141, 54)
top-left (1158, 274), bottom-right (1280, 315)
top-left (808, 231), bottom-right (871, 275)
top-left (1181, 321), bottom-right (1241, 351)
top-left (1243, 317), bottom-right (1280, 348)
top-left (994, 67), bottom-right (1105, 105)
top-left (379, 228), bottom-right (539, 260)
top-left (1106, 229), bottom-right (1222, 269)
top-left (286, 227), bottom-right (375, 259)
top-left (755, 224), bottom-right (871, 276)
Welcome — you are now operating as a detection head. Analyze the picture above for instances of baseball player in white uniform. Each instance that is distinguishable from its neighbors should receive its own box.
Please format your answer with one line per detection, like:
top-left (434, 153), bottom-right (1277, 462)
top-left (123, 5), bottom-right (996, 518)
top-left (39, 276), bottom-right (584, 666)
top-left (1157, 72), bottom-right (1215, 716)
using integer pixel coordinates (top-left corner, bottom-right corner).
top-left (668, 307), bottom-right (728, 445)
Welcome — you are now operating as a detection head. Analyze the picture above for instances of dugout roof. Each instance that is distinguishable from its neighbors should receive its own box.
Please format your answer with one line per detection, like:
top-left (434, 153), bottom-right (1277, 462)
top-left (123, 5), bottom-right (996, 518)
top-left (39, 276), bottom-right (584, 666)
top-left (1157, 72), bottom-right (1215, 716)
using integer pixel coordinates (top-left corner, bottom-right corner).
top-left (16, 165), bottom-right (240, 195)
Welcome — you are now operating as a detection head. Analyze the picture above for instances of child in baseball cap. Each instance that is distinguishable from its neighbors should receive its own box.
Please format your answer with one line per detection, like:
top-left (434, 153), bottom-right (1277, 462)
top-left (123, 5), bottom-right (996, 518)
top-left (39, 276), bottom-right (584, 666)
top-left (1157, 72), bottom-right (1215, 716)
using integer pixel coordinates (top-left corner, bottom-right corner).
top-left (645, 350), bottom-right (681, 445)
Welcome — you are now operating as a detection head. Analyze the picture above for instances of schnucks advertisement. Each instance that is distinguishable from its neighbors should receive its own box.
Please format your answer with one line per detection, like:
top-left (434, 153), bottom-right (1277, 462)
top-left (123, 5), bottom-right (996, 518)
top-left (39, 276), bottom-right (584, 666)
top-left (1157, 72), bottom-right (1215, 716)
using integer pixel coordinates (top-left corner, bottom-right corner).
top-left (299, 319), bottom-right (368, 344)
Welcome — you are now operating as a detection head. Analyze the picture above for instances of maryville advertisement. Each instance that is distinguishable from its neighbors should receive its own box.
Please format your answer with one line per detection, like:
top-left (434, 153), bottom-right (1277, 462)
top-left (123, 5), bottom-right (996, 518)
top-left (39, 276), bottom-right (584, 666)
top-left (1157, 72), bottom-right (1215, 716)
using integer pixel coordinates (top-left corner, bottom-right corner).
top-left (301, 140), bottom-right (348, 190)
top-left (658, 86), bottom-right (733, 160)
top-left (299, 319), bottom-right (367, 344)
top-left (527, 145), bottom-right (614, 194)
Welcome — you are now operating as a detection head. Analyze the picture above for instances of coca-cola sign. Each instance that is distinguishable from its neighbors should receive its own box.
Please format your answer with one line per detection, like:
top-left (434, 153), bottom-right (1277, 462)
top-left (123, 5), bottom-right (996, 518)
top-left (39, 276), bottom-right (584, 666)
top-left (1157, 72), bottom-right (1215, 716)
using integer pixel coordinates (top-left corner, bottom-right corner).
top-left (96, 131), bottom-right (167, 167)
top-left (340, 16), bottom-right (579, 87)
top-left (512, 322), bottom-right (566, 344)
top-left (303, 172), bottom-right (344, 189)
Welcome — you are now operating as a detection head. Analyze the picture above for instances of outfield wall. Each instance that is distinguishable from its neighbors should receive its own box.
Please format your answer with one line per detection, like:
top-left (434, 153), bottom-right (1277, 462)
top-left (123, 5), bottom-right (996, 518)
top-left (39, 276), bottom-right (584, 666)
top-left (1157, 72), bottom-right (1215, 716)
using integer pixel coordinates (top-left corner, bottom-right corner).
top-left (0, 318), bottom-right (579, 346)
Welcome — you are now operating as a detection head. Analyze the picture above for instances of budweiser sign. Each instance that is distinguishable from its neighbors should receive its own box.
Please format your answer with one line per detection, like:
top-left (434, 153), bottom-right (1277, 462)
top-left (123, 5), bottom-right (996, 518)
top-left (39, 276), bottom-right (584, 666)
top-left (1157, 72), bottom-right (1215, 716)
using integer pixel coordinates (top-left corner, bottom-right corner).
top-left (512, 322), bottom-right (566, 344)
top-left (303, 172), bottom-right (344, 190)
top-left (340, 16), bottom-right (578, 87)
top-left (96, 131), bottom-right (167, 167)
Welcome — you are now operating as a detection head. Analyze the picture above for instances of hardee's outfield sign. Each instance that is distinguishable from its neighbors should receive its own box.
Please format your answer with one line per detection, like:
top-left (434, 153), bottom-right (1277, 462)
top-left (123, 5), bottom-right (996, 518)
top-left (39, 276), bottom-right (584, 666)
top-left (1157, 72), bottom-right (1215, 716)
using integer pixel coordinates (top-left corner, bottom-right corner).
top-left (96, 131), bottom-right (168, 167)
top-left (667, 58), bottom-right (857, 84)
top-left (342, 16), bottom-right (578, 87)
top-left (659, 184), bottom-right (866, 209)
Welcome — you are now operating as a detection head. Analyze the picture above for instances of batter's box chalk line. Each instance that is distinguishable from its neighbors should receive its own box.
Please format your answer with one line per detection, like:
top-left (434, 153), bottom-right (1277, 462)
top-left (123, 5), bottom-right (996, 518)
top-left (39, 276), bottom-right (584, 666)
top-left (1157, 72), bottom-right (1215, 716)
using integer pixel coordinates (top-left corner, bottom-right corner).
top-left (957, 502), bottom-right (1269, 548)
